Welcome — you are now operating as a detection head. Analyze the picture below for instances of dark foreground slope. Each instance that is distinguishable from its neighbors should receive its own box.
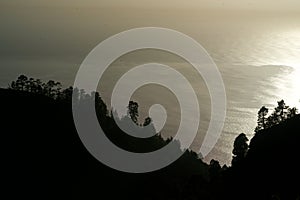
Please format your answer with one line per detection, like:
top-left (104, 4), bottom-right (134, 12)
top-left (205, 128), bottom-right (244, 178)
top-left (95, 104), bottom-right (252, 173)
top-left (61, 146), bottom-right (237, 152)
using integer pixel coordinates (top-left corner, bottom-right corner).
top-left (1, 88), bottom-right (299, 199)
top-left (246, 114), bottom-right (300, 199)
top-left (223, 114), bottom-right (300, 200)
top-left (0, 88), bottom-right (210, 199)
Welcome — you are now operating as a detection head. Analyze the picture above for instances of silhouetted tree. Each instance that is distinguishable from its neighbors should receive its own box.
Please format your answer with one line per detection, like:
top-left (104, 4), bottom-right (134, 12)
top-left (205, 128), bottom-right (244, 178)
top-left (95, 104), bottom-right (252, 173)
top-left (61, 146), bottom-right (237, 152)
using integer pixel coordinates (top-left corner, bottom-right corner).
top-left (266, 100), bottom-right (297, 129)
top-left (232, 133), bottom-right (249, 166)
top-left (95, 92), bottom-right (108, 120)
top-left (127, 101), bottom-right (139, 124)
top-left (34, 79), bottom-right (43, 94)
top-left (276, 100), bottom-right (289, 122)
top-left (9, 75), bottom-right (41, 93)
top-left (16, 75), bottom-right (28, 91)
top-left (61, 86), bottom-right (74, 101)
top-left (255, 106), bottom-right (268, 133)
top-left (43, 80), bottom-right (61, 98)
top-left (25, 78), bottom-right (34, 92)
top-left (265, 111), bottom-right (277, 129)
top-left (9, 81), bottom-right (17, 90)
top-left (209, 159), bottom-right (221, 181)
top-left (143, 117), bottom-right (152, 126)
top-left (287, 107), bottom-right (298, 118)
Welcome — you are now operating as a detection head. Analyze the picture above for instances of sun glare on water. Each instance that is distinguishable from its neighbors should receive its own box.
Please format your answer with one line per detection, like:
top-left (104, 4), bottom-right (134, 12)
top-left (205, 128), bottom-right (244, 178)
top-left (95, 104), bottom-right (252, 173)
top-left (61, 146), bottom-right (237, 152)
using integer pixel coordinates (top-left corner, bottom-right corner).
top-left (265, 29), bottom-right (300, 109)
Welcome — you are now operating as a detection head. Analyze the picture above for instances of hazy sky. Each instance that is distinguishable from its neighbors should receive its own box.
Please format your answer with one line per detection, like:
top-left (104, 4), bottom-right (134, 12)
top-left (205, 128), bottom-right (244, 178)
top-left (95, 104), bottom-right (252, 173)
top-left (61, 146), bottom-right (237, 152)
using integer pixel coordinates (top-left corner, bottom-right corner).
top-left (1, 1), bottom-right (299, 60)
top-left (1, 0), bottom-right (300, 11)
top-left (1, 0), bottom-right (300, 86)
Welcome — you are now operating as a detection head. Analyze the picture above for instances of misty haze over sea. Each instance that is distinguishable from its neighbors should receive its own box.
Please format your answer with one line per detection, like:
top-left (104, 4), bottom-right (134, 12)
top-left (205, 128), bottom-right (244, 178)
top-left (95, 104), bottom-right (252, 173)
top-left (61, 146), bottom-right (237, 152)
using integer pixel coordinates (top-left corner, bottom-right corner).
top-left (1, 4), bottom-right (300, 164)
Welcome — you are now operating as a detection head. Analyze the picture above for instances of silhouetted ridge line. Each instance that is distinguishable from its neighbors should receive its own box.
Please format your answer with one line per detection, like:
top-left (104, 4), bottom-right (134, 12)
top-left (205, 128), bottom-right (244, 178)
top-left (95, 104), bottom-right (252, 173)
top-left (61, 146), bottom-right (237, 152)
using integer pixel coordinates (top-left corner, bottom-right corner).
top-left (1, 75), bottom-right (299, 199)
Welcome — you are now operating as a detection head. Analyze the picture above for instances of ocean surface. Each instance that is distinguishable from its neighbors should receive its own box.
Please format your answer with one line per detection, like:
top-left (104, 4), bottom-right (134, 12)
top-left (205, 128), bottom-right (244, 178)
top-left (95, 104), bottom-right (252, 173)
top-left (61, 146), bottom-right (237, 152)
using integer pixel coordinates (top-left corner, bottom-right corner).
top-left (1, 8), bottom-right (299, 165)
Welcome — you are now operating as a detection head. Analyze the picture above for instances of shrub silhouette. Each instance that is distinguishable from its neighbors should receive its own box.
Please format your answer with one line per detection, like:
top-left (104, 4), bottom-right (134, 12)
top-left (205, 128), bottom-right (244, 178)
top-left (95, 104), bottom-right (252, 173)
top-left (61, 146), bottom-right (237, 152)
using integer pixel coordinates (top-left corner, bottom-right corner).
top-left (231, 133), bottom-right (249, 167)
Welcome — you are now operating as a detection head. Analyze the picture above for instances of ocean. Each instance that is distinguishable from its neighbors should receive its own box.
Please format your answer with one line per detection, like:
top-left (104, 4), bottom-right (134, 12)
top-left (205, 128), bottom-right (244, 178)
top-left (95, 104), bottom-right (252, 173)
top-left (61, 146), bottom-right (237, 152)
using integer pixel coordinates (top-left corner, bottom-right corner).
top-left (1, 7), bottom-right (299, 165)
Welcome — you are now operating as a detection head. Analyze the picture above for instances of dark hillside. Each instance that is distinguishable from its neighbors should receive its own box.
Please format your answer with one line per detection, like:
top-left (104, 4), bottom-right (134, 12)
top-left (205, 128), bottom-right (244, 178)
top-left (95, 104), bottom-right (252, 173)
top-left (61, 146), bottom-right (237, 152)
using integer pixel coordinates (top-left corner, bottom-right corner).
top-left (1, 87), bottom-right (299, 199)
top-left (0, 88), bottom-right (209, 199)
top-left (224, 114), bottom-right (300, 199)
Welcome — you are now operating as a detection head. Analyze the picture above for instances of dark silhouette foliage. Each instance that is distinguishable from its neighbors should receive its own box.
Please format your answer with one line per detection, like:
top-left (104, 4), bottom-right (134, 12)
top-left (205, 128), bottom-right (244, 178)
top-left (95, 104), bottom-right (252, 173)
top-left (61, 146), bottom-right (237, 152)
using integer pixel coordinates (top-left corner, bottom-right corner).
top-left (255, 100), bottom-right (298, 131)
top-left (231, 133), bottom-right (249, 166)
top-left (3, 76), bottom-right (210, 199)
top-left (2, 75), bottom-right (300, 199)
top-left (255, 106), bottom-right (268, 133)
top-left (143, 116), bottom-right (152, 126)
top-left (127, 100), bottom-right (139, 124)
